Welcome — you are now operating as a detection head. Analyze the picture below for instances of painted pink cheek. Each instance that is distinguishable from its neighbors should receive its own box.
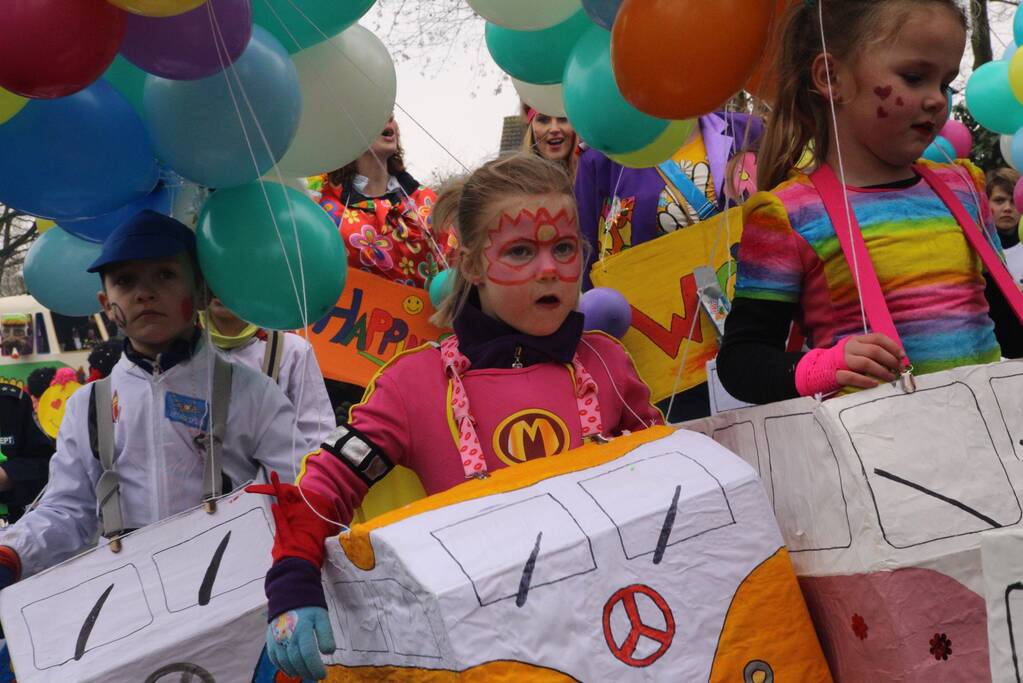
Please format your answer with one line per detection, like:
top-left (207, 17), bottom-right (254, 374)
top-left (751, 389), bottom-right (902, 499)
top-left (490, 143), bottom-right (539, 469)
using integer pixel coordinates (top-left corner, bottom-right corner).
top-left (895, 97), bottom-right (904, 107)
top-left (873, 85), bottom-right (892, 100)
top-left (180, 297), bottom-right (195, 322)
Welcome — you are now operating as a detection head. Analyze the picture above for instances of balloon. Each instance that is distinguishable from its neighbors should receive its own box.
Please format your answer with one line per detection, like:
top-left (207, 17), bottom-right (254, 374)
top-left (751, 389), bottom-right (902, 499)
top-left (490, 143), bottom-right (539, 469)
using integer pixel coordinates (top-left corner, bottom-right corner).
top-left (428, 269), bottom-right (455, 309)
top-left (121, 0), bottom-right (252, 80)
top-left (612, 0), bottom-right (774, 119)
top-left (581, 0), bottom-right (622, 30)
top-left (1014, 177), bottom-right (1023, 214)
top-left (745, 0), bottom-right (795, 102)
top-left (102, 56), bottom-right (147, 116)
top-left (144, 26), bottom-right (301, 188)
top-left (1011, 129), bottom-right (1023, 172)
top-left (485, 11), bottom-right (592, 85)
top-left (37, 380), bottom-right (83, 439)
top-left (0, 0), bottom-right (125, 99)
top-left (34, 219), bottom-right (56, 233)
top-left (471, 0), bottom-right (581, 30)
top-left (1002, 135), bottom-right (1018, 171)
top-left (0, 80), bottom-right (159, 220)
top-left (563, 26), bottom-right (670, 155)
top-left (253, 0), bottom-right (375, 54)
top-left (938, 119), bottom-right (972, 159)
top-left (1016, 7), bottom-right (1023, 47)
top-left (23, 229), bottom-right (103, 316)
top-left (277, 25), bottom-right (397, 177)
top-left (1004, 41), bottom-right (1018, 62)
top-left (512, 78), bottom-right (566, 118)
top-left (607, 119), bottom-right (695, 168)
top-left (0, 88), bottom-right (26, 126)
top-left (921, 136), bottom-right (955, 162)
top-left (966, 60), bottom-right (1023, 135)
top-left (197, 181), bottom-right (346, 330)
top-left (108, 0), bottom-right (206, 17)
top-left (579, 288), bottom-right (631, 338)
top-left (59, 185), bottom-right (173, 243)
top-left (1011, 47), bottom-right (1023, 106)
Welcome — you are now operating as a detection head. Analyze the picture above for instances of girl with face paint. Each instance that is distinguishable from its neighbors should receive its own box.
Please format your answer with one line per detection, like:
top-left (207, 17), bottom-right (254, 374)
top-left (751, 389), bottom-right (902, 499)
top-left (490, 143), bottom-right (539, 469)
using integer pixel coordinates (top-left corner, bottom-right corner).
top-left (250, 154), bottom-right (664, 681)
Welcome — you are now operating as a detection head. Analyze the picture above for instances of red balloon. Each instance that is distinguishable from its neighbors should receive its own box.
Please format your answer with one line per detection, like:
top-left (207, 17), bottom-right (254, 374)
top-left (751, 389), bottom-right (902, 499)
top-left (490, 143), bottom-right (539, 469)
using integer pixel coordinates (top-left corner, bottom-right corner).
top-left (0, 0), bottom-right (125, 99)
top-left (611, 0), bottom-right (775, 119)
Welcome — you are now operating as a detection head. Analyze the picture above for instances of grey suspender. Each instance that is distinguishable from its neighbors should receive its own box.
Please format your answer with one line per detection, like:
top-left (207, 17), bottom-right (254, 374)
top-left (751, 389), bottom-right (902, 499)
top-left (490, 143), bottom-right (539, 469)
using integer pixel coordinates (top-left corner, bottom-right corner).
top-left (261, 330), bottom-right (283, 384)
top-left (93, 354), bottom-right (233, 552)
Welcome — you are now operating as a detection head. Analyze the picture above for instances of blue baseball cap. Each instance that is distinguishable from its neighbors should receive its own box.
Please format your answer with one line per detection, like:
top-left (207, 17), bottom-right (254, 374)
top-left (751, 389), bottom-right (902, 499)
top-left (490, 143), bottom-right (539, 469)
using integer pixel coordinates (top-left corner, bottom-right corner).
top-left (88, 210), bottom-right (196, 274)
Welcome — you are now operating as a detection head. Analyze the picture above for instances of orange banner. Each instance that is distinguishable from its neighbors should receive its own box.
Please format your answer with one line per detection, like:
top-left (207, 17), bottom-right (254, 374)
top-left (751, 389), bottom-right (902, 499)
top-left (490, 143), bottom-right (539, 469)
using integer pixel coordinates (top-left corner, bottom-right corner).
top-left (307, 269), bottom-right (446, 387)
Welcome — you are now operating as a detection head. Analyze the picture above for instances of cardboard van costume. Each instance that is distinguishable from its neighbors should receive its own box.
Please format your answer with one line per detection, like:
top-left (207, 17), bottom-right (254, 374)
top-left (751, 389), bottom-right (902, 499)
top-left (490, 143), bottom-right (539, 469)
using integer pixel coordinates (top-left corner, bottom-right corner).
top-left (0, 428), bottom-right (831, 682)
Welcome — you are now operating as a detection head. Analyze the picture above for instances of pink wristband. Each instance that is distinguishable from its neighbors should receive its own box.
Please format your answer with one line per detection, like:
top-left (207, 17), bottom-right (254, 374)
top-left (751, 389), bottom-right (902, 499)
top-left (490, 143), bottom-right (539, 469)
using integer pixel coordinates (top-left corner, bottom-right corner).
top-left (795, 337), bottom-right (851, 397)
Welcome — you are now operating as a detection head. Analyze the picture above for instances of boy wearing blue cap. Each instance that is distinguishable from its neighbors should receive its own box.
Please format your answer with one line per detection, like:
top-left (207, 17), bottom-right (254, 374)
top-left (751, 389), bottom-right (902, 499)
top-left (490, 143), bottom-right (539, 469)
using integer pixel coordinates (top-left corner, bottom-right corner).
top-left (0, 210), bottom-right (307, 586)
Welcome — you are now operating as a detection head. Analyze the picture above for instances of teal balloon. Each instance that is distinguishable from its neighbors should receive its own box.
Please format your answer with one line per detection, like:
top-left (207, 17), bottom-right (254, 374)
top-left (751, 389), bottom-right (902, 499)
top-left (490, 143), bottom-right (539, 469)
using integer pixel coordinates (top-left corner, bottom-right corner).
top-left (485, 10), bottom-right (591, 85)
top-left (197, 181), bottom-right (346, 330)
top-left (922, 136), bottom-right (955, 162)
top-left (253, 0), bottom-right (375, 54)
top-left (144, 26), bottom-right (301, 189)
top-left (428, 269), bottom-right (454, 309)
top-left (23, 228), bottom-right (103, 316)
top-left (1016, 8), bottom-right (1023, 46)
top-left (965, 60), bottom-right (1023, 135)
top-left (563, 25), bottom-right (669, 155)
top-left (102, 56), bottom-right (146, 117)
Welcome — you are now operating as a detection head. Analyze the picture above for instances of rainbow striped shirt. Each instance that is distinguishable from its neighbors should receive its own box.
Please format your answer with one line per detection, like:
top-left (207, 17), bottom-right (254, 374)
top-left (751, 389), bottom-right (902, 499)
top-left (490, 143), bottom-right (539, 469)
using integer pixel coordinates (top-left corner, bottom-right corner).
top-left (734, 160), bottom-right (1003, 376)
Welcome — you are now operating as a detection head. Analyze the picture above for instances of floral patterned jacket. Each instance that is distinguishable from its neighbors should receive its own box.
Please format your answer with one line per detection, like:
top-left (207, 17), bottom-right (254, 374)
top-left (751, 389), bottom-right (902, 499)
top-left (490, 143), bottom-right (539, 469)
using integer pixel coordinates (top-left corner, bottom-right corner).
top-left (319, 171), bottom-right (444, 289)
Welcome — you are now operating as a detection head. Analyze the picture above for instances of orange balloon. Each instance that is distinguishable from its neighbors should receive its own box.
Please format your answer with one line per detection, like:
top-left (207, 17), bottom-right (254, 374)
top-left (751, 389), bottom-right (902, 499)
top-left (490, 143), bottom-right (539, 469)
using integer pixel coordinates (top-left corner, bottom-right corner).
top-left (745, 0), bottom-right (797, 102)
top-left (611, 0), bottom-right (776, 120)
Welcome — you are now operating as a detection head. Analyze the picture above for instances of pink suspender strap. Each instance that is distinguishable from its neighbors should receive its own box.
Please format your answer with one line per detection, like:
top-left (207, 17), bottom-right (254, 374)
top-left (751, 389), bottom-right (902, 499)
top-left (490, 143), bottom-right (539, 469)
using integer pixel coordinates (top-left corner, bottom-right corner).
top-left (809, 164), bottom-right (910, 366)
top-left (439, 335), bottom-right (604, 479)
top-left (914, 164), bottom-right (1023, 324)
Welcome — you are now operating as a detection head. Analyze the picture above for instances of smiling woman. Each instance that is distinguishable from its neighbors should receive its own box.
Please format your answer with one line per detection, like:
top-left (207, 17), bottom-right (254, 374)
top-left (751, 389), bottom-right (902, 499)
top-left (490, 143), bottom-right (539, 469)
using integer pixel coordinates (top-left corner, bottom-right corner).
top-left (521, 103), bottom-right (580, 181)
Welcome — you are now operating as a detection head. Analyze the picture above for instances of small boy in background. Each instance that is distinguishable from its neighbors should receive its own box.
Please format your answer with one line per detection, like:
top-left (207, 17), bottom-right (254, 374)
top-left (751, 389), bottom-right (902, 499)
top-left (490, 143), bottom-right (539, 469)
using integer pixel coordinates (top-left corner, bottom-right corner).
top-left (986, 168), bottom-right (1023, 285)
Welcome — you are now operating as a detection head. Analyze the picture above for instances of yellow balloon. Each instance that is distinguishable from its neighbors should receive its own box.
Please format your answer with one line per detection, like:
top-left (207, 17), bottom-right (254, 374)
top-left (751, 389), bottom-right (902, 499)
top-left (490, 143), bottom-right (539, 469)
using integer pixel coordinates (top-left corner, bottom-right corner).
top-left (0, 87), bottom-right (26, 126)
top-left (34, 219), bottom-right (56, 233)
top-left (1012, 48), bottom-right (1023, 105)
top-left (37, 381), bottom-right (82, 439)
top-left (107, 0), bottom-right (207, 17)
top-left (607, 119), bottom-right (696, 169)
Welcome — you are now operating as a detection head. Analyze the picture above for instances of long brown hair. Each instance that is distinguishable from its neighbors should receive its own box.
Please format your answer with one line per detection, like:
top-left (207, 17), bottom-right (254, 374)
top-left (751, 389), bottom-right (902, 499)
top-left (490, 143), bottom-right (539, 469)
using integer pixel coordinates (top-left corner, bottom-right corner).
top-left (431, 153), bottom-right (576, 327)
top-left (758, 0), bottom-right (966, 191)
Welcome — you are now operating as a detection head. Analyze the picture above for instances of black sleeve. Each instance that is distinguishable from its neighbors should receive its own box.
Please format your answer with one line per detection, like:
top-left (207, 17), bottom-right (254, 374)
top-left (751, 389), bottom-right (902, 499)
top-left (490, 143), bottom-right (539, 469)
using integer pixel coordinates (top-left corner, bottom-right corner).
top-left (0, 394), bottom-right (55, 510)
top-left (985, 274), bottom-right (1023, 359)
top-left (716, 297), bottom-right (805, 405)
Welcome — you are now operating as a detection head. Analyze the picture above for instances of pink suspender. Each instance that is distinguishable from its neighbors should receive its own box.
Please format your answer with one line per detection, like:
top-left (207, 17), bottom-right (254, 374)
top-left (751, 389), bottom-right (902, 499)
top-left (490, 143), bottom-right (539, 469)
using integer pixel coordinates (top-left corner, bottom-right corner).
top-left (810, 163), bottom-right (1023, 368)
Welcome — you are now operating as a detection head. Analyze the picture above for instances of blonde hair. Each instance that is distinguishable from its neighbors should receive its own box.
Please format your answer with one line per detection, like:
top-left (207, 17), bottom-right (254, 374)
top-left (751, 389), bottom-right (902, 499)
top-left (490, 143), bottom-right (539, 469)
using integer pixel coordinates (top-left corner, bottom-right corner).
top-left (758, 0), bottom-right (966, 191)
top-left (520, 105), bottom-right (579, 182)
top-left (430, 153), bottom-right (576, 327)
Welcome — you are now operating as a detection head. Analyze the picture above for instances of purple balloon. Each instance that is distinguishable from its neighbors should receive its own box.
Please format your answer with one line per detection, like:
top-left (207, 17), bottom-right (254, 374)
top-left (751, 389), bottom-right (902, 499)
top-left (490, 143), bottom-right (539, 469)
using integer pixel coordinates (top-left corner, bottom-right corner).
top-left (121, 0), bottom-right (252, 80)
top-left (579, 287), bottom-right (632, 338)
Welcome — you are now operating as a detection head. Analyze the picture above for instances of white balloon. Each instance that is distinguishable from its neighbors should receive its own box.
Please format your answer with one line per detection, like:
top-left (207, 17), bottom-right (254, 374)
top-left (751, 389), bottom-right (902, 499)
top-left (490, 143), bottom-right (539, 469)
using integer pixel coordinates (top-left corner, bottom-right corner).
top-left (468, 0), bottom-right (581, 30)
top-left (513, 78), bottom-right (567, 117)
top-left (1002, 134), bottom-right (1019, 171)
top-left (276, 25), bottom-right (397, 178)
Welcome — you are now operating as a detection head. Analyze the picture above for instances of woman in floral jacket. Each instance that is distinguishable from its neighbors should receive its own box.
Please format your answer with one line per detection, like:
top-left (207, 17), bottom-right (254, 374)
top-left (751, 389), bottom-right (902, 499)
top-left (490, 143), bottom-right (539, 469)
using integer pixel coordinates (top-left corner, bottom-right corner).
top-left (319, 115), bottom-right (446, 289)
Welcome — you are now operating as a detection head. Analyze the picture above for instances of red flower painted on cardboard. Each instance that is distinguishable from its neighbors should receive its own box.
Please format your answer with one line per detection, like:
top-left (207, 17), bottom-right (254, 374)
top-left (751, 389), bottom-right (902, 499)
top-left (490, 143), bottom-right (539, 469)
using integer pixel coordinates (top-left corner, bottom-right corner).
top-left (851, 613), bottom-right (868, 640)
top-left (929, 633), bottom-right (952, 661)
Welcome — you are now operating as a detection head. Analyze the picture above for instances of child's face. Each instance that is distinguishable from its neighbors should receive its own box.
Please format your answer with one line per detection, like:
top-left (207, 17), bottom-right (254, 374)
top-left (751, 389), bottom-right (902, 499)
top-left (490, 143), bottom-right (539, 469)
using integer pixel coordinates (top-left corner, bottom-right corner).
top-left (989, 186), bottom-right (1021, 235)
top-left (472, 193), bottom-right (582, 337)
top-left (830, 4), bottom-right (965, 172)
top-left (98, 254), bottom-right (198, 356)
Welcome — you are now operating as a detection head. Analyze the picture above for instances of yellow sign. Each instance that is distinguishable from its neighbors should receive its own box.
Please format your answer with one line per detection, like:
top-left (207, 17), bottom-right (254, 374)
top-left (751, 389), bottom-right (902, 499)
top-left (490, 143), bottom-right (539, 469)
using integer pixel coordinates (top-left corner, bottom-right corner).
top-left (590, 207), bottom-right (743, 402)
top-left (307, 269), bottom-right (446, 388)
top-left (492, 409), bottom-right (570, 467)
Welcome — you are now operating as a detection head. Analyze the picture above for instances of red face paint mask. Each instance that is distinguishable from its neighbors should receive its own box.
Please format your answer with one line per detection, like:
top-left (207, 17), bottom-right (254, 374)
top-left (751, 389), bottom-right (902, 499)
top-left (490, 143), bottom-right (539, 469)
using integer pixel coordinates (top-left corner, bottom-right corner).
top-left (483, 208), bottom-right (581, 286)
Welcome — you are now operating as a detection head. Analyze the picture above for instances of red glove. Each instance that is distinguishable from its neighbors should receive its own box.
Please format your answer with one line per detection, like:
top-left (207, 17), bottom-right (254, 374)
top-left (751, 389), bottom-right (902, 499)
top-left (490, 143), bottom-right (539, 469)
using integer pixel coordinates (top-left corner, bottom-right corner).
top-left (246, 472), bottom-right (340, 569)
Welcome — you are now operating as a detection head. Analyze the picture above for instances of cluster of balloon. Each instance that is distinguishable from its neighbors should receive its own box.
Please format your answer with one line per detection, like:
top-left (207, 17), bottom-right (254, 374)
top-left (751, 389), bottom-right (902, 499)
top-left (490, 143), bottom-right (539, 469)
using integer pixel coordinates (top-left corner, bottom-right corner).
top-left (579, 287), bottom-right (632, 339)
top-left (1, 0), bottom-right (390, 327)
top-left (479, 0), bottom-right (785, 169)
top-left (968, 7), bottom-right (1023, 172)
top-left (921, 120), bottom-right (973, 162)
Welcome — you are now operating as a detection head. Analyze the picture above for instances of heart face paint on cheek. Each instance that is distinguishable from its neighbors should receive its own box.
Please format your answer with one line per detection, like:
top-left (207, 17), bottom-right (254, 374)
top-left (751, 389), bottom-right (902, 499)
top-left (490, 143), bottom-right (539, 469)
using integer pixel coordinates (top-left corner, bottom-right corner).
top-left (483, 207), bottom-right (581, 286)
top-left (873, 85), bottom-right (892, 100)
top-left (109, 303), bottom-right (128, 328)
top-left (877, 106), bottom-right (889, 119)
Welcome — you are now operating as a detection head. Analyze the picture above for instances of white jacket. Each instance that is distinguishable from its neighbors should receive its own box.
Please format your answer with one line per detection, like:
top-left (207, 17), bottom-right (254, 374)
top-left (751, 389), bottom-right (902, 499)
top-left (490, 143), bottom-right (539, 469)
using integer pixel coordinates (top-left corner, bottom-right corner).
top-left (0, 338), bottom-right (307, 576)
top-left (218, 331), bottom-right (335, 448)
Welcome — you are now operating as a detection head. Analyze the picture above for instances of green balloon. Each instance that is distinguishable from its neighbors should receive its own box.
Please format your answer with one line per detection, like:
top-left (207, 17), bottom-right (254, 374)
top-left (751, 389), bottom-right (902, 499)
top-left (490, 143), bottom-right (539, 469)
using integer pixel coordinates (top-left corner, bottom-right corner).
top-left (563, 25), bottom-right (670, 155)
top-left (198, 181), bottom-right (346, 330)
top-left (102, 56), bottom-right (146, 117)
top-left (966, 60), bottom-right (1023, 135)
top-left (485, 10), bottom-right (591, 85)
top-left (253, 0), bottom-right (376, 54)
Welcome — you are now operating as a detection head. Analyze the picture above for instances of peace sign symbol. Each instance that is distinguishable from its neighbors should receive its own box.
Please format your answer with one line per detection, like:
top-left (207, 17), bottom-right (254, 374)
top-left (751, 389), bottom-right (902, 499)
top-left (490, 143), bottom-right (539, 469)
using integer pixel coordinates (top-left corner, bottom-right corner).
top-left (602, 584), bottom-right (676, 667)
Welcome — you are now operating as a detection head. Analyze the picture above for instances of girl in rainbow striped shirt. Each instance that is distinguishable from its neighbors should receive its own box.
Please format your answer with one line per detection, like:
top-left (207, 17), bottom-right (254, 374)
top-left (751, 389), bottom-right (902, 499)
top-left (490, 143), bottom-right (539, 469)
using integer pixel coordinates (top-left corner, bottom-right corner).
top-left (718, 0), bottom-right (1023, 404)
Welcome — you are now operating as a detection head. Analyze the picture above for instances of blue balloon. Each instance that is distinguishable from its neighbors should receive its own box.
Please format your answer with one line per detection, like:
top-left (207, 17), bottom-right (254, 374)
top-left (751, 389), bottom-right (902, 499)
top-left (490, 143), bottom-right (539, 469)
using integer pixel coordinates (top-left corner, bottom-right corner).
top-left (1010, 129), bottom-right (1023, 172)
top-left (23, 228), bottom-right (103, 316)
top-left (1003, 40), bottom-right (1018, 62)
top-left (59, 184), bottom-right (173, 243)
top-left (581, 0), bottom-right (622, 30)
top-left (965, 60), bottom-right (1023, 135)
top-left (922, 136), bottom-right (956, 162)
top-left (0, 80), bottom-right (159, 220)
top-left (144, 26), bottom-right (301, 188)
top-left (1015, 8), bottom-right (1023, 47)
top-left (428, 269), bottom-right (454, 309)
